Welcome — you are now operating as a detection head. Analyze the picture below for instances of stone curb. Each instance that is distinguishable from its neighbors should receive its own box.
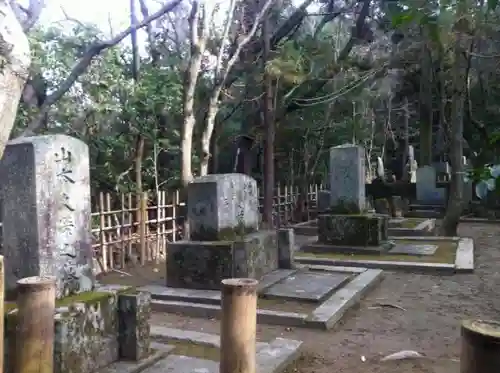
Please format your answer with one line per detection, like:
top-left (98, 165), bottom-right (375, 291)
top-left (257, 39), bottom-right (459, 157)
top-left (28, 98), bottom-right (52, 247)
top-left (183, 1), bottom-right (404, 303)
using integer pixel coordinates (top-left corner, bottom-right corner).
top-left (305, 269), bottom-right (383, 329)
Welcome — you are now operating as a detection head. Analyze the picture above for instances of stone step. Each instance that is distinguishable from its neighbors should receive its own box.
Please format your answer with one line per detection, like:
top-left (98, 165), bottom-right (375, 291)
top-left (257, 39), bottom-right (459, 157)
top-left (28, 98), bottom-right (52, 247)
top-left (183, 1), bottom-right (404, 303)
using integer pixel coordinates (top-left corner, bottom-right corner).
top-left (150, 299), bottom-right (308, 327)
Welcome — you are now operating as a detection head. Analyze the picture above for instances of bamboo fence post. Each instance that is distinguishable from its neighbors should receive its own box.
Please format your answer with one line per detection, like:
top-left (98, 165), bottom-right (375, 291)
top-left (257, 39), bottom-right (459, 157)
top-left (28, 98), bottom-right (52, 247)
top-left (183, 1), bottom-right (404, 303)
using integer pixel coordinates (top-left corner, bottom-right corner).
top-left (99, 192), bottom-right (107, 272)
top-left (220, 278), bottom-right (258, 373)
top-left (15, 276), bottom-right (56, 373)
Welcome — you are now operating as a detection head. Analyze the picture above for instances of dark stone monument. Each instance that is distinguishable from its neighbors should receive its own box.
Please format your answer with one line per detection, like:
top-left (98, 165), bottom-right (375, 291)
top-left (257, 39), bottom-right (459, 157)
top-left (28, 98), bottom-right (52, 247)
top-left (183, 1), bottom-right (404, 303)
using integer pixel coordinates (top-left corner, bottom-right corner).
top-left (303, 145), bottom-right (392, 254)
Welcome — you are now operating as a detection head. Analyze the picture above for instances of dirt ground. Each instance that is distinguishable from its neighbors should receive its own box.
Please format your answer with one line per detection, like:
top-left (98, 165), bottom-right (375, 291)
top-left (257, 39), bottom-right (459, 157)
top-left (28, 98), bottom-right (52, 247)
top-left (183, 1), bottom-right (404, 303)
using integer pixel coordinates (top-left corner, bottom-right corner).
top-left (98, 222), bottom-right (500, 373)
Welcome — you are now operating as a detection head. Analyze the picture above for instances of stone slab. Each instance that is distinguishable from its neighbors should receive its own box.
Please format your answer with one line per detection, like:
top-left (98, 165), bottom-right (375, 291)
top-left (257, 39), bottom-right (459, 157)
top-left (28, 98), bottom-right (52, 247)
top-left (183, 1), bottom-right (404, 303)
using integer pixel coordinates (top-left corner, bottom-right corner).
top-left (142, 335), bottom-right (302, 373)
top-left (306, 269), bottom-right (383, 329)
top-left (150, 300), bottom-right (309, 327)
top-left (455, 237), bottom-right (474, 273)
top-left (263, 270), bottom-right (350, 302)
top-left (99, 343), bottom-right (174, 373)
top-left (147, 327), bottom-right (302, 373)
top-left (140, 269), bottom-right (298, 305)
top-left (302, 242), bottom-right (390, 255)
top-left (147, 266), bottom-right (381, 330)
top-left (144, 355), bottom-right (218, 373)
top-left (389, 244), bottom-right (438, 256)
top-left (150, 325), bottom-right (268, 351)
top-left (295, 256), bottom-right (457, 274)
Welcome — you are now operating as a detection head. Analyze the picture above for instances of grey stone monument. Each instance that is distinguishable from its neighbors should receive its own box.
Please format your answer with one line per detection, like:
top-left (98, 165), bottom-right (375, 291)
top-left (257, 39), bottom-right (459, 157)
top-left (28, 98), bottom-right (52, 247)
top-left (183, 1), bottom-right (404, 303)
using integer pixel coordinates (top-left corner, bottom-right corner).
top-left (303, 144), bottom-right (390, 253)
top-left (167, 173), bottom-right (286, 290)
top-left (416, 166), bottom-right (446, 204)
top-left (187, 173), bottom-right (259, 241)
top-left (329, 144), bottom-right (366, 213)
top-left (0, 135), bottom-right (94, 298)
top-left (408, 145), bottom-right (417, 183)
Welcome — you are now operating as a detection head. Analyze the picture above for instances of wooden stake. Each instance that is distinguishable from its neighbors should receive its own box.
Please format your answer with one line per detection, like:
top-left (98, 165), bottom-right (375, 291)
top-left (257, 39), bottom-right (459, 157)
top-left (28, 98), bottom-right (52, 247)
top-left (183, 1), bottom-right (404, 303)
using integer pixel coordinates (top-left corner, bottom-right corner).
top-left (220, 278), bottom-right (258, 373)
top-left (15, 276), bottom-right (56, 373)
top-left (461, 319), bottom-right (500, 373)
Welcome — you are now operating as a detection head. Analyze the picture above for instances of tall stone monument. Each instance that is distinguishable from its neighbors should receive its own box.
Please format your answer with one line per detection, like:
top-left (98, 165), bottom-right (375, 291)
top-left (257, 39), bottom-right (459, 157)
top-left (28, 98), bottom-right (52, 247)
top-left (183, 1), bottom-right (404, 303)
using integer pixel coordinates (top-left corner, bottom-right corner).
top-left (329, 144), bottom-right (366, 213)
top-left (308, 144), bottom-right (390, 252)
top-left (0, 135), bottom-right (94, 298)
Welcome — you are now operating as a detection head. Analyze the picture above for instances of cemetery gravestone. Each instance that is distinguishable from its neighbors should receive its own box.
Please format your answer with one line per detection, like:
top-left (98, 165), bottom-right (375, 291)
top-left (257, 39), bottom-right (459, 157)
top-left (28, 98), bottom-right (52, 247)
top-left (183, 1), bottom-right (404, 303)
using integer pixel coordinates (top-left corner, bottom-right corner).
top-left (0, 135), bottom-right (94, 298)
top-left (167, 173), bottom-right (285, 290)
top-left (329, 144), bottom-right (366, 213)
top-left (309, 144), bottom-right (391, 251)
top-left (187, 174), bottom-right (259, 241)
top-left (416, 166), bottom-right (446, 205)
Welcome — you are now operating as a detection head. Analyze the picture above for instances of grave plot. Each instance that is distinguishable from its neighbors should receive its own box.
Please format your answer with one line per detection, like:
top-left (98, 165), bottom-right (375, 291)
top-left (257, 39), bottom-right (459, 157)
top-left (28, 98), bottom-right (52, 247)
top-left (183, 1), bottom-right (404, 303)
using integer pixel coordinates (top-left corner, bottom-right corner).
top-left (291, 217), bottom-right (436, 237)
top-left (100, 326), bottom-right (302, 373)
top-left (297, 236), bottom-right (474, 274)
top-left (139, 265), bottom-right (383, 330)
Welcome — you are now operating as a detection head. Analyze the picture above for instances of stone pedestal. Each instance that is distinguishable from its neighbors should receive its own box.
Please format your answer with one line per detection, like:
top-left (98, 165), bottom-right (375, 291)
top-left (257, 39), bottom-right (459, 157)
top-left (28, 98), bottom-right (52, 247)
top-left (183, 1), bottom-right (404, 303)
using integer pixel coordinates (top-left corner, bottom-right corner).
top-left (318, 214), bottom-right (389, 247)
top-left (167, 230), bottom-right (278, 290)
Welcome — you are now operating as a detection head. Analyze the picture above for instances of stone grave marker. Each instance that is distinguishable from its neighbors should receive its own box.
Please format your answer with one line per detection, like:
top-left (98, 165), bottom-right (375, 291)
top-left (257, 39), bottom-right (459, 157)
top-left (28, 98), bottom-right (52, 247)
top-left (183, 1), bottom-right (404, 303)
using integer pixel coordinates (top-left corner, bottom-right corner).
top-left (329, 144), bottom-right (366, 212)
top-left (416, 166), bottom-right (446, 204)
top-left (408, 145), bottom-right (417, 183)
top-left (187, 173), bottom-right (259, 241)
top-left (0, 135), bottom-right (94, 298)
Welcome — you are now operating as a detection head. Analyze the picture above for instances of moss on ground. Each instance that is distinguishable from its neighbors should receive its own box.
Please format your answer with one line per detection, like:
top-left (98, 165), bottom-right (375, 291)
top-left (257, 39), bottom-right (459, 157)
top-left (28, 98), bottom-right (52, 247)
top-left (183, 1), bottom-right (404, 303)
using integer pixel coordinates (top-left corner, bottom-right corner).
top-left (168, 340), bottom-right (220, 361)
top-left (296, 239), bottom-right (457, 264)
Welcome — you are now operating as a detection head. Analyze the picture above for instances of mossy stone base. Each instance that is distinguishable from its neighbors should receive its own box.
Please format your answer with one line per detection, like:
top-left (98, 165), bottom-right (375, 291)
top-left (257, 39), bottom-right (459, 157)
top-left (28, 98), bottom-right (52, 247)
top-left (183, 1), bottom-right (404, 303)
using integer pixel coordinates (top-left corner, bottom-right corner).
top-left (4, 286), bottom-right (152, 373)
top-left (318, 214), bottom-right (389, 246)
top-left (167, 230), bottom-right (278, 290)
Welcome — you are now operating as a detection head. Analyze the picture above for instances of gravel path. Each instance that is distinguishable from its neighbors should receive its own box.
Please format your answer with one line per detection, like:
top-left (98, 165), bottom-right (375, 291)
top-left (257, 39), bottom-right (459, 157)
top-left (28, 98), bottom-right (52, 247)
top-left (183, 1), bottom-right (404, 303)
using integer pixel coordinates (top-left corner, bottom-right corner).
top-left (101, 222), bottom-right (500, 373)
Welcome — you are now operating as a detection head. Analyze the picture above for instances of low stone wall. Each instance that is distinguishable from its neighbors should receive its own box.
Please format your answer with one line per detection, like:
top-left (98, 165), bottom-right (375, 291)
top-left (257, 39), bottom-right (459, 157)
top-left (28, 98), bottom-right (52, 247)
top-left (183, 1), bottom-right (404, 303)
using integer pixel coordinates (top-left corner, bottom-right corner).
top-left (4, 285), bottom-right (151, 373)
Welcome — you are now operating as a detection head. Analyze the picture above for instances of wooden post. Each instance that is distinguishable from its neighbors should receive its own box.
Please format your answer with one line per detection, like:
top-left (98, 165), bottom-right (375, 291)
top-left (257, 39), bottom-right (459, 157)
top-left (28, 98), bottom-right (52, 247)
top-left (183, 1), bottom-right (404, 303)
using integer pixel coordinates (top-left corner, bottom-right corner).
top-left (15, 276), bottom-right (56, 373)
top-left (220, 278), bottom-right (258, 373)
top-left (0, 256), bottom-right (4, 373)
top-left (461, 319), bottom-right (500, 373)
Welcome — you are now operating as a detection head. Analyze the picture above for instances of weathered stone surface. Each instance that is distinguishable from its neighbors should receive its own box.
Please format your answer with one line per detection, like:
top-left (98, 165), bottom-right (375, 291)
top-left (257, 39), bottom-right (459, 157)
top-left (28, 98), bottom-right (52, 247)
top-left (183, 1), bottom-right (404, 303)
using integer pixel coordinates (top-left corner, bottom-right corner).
top-left (317, 190), bottom-right (331, 213)
top-left (118, 291), bottom-right (151, 361)
top-left (317, 214), bottom-right (389, 246)
top-left (166, 231), bottom-right (278, 290)
top-left (416, 166), bottom-right (446, 205)
top-left (389, 244), bottom-right (438, 256)
top-left (187, 173), bottom-right (259, 241)
top-left (0, 135), bottom-right (94, 298)
top-left (329, 145), bottom-right (366, 213)
top-left (277, 228), bottom-right (295, 269)
top-left (233, 230), bottom-right (278, 278)
top-left (263, 271), bottom-right (350, 302)
top-left (3, 286), bottom-right (147, 373)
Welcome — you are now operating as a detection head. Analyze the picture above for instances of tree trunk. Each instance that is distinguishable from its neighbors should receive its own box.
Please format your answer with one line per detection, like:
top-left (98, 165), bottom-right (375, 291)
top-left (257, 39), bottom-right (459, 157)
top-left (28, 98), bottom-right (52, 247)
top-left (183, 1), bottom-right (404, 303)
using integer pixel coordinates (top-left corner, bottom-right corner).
top-left (200, 96), bottom-right (219, 176)
top-left (419, 46), bottom-right (433, 166)
top-left (441, 0), bottom-right (469, 236)
top-left (0, 1), bottom-right (31, 158)
top-left (262, 5), bottom-right (274, 228)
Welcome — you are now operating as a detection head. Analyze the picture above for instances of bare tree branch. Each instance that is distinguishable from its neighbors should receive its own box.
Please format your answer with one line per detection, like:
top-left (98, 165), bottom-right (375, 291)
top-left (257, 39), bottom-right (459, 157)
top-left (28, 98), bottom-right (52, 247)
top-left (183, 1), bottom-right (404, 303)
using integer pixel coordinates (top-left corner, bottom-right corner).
top-left (10, 0), bottom-right (44, 32)
top-left (21, 0), bottom-right (183, 137)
